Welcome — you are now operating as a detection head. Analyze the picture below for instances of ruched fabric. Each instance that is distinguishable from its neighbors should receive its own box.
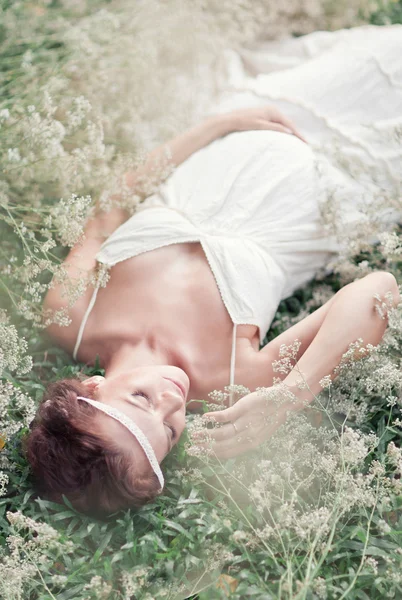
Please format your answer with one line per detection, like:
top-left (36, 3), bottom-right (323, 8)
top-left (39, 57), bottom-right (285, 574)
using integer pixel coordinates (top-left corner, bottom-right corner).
top-left (75, 25), bottom-right (402, 372)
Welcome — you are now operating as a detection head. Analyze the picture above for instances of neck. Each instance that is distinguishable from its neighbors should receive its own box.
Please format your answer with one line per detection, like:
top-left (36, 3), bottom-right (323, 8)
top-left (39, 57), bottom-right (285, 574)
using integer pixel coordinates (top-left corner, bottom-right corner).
top-left (104, 340), bottom-right (170, 379)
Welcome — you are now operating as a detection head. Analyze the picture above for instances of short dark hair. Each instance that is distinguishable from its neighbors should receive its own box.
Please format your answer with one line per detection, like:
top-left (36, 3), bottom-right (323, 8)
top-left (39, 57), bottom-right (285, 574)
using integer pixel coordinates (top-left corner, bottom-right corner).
top-left (22, 378), bottom-right (162, 518)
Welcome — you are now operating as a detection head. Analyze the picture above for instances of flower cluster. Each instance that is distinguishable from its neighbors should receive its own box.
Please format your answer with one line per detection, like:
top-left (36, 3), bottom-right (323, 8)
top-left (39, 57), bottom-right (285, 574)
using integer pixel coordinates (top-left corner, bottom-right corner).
top-left (1, 0), bottom-right (401, 598)
top-left (0, 510), bottom-right (75, 600)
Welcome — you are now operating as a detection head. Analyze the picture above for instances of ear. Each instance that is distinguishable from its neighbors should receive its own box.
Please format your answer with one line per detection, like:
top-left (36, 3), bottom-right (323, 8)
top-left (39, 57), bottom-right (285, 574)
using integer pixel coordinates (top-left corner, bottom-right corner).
top-left (82, 375), bottom-right (105, 397)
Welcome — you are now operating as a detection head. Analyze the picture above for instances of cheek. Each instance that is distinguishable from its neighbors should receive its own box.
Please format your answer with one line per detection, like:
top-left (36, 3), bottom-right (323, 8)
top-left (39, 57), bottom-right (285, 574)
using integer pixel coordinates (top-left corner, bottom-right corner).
top-left (178, 414), bottom-right (187, 436)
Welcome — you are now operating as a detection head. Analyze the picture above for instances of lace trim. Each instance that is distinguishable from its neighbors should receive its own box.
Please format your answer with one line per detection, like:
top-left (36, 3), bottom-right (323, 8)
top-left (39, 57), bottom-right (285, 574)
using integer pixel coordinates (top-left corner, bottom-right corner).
top-left (97, 236), bottom-right (201, 267)
top-left (79, 237), bottom-right (260, 391)
top-left (77, 396), bottom-right (164, 489)
top-left (228, 323), bottom-right (238, 407)
top-left (199, 239), bottom-right (243, 324)
top-left (73, 285), bottom-right (100, 361)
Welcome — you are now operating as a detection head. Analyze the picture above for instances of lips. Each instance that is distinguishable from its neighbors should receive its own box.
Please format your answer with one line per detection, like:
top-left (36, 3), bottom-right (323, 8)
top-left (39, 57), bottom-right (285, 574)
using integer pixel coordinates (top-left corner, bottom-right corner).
top-left (164, 377), bottom-right (187, 399)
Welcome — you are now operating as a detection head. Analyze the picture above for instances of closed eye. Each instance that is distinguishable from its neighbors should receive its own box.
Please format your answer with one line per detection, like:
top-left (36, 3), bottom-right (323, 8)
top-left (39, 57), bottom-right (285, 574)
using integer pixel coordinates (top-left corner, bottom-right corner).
top-left (131, 391), bottom-right (176, 446)
top-left (132, 391), bottom-right (151, 404)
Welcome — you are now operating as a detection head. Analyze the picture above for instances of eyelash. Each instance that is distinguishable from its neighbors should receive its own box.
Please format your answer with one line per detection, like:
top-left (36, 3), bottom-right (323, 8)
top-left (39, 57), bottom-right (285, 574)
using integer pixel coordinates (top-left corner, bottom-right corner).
top-left (132, 391), bottom-right (151, 403)
top-left (131, 391), bottom-right (177, 440)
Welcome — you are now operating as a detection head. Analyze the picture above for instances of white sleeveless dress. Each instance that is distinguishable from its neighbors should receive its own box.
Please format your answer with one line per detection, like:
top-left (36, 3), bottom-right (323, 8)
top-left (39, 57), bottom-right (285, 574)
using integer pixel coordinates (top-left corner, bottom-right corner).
top-left (74, 25), bottom-right (402, 390)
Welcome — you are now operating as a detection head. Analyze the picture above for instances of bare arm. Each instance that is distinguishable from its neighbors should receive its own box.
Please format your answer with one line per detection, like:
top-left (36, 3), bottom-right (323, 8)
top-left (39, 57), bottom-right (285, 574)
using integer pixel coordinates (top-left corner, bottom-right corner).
top-left (44, 105), bottom-right (304, 339)
top-left (43, 114), bottom-right (236, 319)
top-left (259, 294), bottom-right (337, 369)
top-left (194, 273), bottom-right (399, 458)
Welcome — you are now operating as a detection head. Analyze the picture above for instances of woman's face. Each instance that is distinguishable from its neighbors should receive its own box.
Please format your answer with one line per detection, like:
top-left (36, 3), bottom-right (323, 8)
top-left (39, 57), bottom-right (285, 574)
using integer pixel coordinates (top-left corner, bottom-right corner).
top-left (84, 366), bottom-right (189, 473)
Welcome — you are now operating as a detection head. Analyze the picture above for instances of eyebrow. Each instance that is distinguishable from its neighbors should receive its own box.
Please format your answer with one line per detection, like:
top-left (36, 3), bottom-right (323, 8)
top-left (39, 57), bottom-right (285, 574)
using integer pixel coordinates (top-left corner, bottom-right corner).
top-left (124, 399), bottom-right (172, 452)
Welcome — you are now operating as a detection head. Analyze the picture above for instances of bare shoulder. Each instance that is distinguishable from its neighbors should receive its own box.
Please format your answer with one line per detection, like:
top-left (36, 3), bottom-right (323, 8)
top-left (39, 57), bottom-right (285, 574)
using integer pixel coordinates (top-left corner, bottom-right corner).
top-left (43, 271), bottom-right (96, 354)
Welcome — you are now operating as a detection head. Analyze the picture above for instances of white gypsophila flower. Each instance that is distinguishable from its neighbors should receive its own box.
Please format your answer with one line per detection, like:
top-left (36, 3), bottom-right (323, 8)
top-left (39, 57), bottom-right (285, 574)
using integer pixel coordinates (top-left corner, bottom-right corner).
top-left (364, 556), bottom-right (379, 575)
top-left (319, 375), bottom-right (332, 389)
top-left (7, 511), bottom-right (59, 542)
top-left (0, 316), bottom-right (33, 377)
top-left (0, 510), bottom-right (75, 600)
top-left (255, 381), bottom-right (299, 407)
top-left (232, 530), bottom-right (249, 543)
top-left (83, 575), bottom-right (113, 599)
top-left (312, 577), bottom-right (327, 600)
top-left (379, 231), bottom-right (402, 257)
top-left (374, 290), bottom-right (397, 320)
top-left (333, 339), bottom-right (376, 377)
top-left (293, 506), bottom-right (332, 540)
top-left (42, 89), bottom-right (57, 119)
top-left (0, 108), bottom-right (10, 121)
top-left (0, 454), bottom-right (13, 471)
top-left (50, 574), bottom-right (68, 586)
top-left (272, 339), bottom-right (302, 375)
top-left (0, 380), bottom-right (37, 440)
top-left (65, 95), bottom-right (92, 134)
top-left (50, 193), bottom-right (92, 247)
top-left (341, 427), bottom-right (378, 467)
top-left (21, 49), bottom-right (34, 70)
top-left (120, 566), bottom-right (152, 597)
top-left (0, 553), bottom-right (37, 600)
top-left (377, 518), bottom-right (392, 535)
top-left (7, 148), bottom-right (21, 163)
top-left (386, 441), bottom-right (402, 469)
top-left (0, 471), bottom-right (9, 497)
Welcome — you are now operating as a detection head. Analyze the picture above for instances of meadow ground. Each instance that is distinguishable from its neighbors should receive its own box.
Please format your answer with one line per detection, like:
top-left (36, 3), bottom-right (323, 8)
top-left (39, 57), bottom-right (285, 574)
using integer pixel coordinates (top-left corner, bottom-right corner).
top-left (1, 1), bottom-right (402, 599)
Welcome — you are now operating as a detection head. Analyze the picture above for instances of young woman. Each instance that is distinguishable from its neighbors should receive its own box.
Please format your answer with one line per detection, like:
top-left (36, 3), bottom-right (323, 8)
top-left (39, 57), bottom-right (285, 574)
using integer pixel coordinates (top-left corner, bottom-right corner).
top-left (24, 24), bottom-right (402, 518)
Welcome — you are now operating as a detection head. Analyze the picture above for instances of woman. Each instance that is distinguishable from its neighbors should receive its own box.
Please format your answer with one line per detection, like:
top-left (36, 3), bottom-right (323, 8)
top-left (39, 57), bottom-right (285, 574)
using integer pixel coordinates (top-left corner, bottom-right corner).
top-left (24, 24), bottom-right (402, 518)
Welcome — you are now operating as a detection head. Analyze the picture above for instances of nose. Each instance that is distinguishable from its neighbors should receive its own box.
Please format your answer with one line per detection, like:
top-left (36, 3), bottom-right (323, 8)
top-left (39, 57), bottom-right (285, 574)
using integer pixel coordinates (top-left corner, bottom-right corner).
top-left (159, 387), bottom-right (184, 417)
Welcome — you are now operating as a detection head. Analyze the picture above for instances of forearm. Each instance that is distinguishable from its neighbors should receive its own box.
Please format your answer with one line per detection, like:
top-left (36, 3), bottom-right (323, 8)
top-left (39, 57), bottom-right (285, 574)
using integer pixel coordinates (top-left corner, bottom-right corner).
top-left (88, 115), bottom-right (234, 240)
top-left (281, 273), bottom-right (399, 406)
top-left (123, 114), bottom-right (233, 188)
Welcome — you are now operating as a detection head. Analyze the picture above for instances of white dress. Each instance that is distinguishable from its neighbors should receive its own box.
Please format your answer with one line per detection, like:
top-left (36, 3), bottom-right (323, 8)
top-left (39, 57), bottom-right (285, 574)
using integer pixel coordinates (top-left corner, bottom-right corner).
top-left (74, 25), bottom-right (402, 387)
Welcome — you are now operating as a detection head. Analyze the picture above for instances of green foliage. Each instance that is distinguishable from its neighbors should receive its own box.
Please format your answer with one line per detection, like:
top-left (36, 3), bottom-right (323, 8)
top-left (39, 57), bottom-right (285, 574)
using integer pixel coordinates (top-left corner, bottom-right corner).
top-left (1, 1), bottom-right (402, 599)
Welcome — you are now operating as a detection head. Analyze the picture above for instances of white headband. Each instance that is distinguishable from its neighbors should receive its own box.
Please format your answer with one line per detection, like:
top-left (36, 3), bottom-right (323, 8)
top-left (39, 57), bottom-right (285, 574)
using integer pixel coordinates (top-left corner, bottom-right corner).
top-left (77, 396), bottom-right (164, 490)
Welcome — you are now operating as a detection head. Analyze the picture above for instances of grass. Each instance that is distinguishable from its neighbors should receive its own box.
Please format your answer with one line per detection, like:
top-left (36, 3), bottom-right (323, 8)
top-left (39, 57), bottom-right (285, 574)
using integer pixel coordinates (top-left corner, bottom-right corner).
top-left (1, 1), bottom-right (402, 599)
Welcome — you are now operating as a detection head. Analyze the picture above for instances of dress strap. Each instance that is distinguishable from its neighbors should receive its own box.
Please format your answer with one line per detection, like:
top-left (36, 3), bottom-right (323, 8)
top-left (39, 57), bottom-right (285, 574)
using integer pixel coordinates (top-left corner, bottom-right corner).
top-left (228, 323), bottom-right (237, 407)
top-left (72, 285), bottom-right (100, 361)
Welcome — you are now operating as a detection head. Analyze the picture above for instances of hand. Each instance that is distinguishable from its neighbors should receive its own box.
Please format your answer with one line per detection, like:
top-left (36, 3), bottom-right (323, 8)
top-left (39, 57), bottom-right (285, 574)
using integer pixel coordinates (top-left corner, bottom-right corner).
top-left (222, 105), bottom-right (308, 144)
top-left (191, 385), bottom-right (305, 459)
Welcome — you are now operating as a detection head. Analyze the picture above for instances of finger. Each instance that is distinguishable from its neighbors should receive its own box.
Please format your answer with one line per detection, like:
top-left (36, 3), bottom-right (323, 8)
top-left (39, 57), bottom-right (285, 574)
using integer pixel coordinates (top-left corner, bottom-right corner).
top-left (203, 422), bottom-right (272, 454)
top-left (206, 426), bottom-right (274, 459)
top-left (202, 413), bottom-right (265, 443)
top-left (202, 400), bottom-right (248, 424)
top-left (201, 435), bottom-right (260, 459)
top-left (269, 115), bottom-right (308, 144)
top-left (258, 121), bottom-right (303, 140)
top-left (203, 422), bottom-right (239, 442)
top-left (203, 392), bottom-right (269, 426)
top-left (193, 415), bottom-right (286, 459)
top-left (202, 407), bottom-right (236, 424)
top-left (270, 115), bottom-right (308, 144)
top-left (191, 410), bottom-right (236, 443)
top-left (268, 122), bottom-right (307, 143)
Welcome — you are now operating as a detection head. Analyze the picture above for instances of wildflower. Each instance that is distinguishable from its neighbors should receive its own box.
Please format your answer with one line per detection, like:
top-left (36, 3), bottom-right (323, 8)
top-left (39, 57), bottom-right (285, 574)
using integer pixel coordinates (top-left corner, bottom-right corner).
top-left (0, 316), bottom-right (33, 377)
top-left (272, 339), bottom-right (302, 375)
top-left (0, 108), bottom-right (10, 121)
top-left (0, 471), bottom-right (9, 496)
top-left (83, 575), bottom-right (113, 599)
top-left (50, 193), bottom-right (92, 247)
top-left (374, 290), bottom-right (396, 320)
top-left (341, 427), bottom-right (378, 467)
top-left (313, 577), bottom-right (327, 599)
top-left (319, 375), bottom-right (332, 389)
top-left (377, 519), bottom-right (391, 535)
top-left (7, 148), bottom-right (21, 163)
top-left (364, 556), bottom-right (378, 575)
